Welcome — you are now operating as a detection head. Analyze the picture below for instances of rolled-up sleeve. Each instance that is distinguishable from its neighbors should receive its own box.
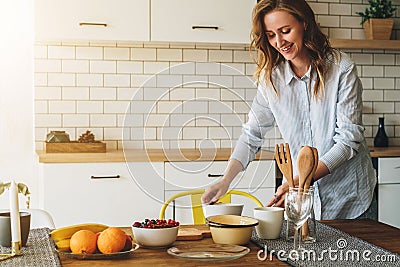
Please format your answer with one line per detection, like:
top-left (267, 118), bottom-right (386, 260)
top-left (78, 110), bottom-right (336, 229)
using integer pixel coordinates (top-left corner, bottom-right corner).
top-left (320, 62), bottom-right (365, 172)
top-left (230, 84), bottom-right (275, 170)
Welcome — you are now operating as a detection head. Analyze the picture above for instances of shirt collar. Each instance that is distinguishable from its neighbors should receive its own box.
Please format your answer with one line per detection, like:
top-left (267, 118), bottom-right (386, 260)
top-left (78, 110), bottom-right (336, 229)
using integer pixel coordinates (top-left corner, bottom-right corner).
top-left (283, 60), bottom-right (315, 85)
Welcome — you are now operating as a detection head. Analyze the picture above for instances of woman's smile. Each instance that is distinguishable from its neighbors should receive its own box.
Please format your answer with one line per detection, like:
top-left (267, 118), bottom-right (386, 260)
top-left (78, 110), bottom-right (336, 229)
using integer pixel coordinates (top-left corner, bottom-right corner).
top-left (280, 43), bottom-right (293, 53)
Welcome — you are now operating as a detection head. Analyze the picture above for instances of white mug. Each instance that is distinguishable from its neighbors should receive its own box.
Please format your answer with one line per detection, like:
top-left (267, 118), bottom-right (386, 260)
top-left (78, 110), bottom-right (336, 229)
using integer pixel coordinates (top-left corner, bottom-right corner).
top-left (253, 207), bottom-right (284, 239)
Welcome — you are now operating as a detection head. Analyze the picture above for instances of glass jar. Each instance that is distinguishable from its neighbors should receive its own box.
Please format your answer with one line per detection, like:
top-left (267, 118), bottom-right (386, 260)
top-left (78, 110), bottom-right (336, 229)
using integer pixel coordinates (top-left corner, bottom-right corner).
top-left (286, 187), bottom-right (317, 243)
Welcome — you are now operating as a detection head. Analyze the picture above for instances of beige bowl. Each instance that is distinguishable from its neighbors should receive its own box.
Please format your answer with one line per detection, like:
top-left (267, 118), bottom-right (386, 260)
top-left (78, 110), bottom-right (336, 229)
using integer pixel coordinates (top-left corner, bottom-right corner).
top-left (132, 225), bottom-right (179, 248)
top-left (206, 215), bottom-right (258, 245)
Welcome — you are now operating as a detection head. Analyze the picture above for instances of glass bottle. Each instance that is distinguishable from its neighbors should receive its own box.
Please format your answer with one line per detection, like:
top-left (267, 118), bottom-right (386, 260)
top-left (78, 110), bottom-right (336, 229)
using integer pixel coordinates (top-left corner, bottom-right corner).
top-left (374, 117), bottom-right (388, 147)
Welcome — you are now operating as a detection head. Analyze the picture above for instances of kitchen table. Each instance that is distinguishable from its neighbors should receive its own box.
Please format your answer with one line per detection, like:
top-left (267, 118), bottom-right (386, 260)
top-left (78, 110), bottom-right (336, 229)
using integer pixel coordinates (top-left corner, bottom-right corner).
top-left (59, 219), bottom-right (399, 266)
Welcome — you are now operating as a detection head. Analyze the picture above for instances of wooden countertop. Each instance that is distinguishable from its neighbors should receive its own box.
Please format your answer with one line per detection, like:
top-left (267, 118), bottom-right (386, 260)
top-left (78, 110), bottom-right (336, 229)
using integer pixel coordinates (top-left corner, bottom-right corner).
top-left (369, 146), bottom-right (400, 158)
top-left (36, 146), bottom-right (400, 163)
top-left (36, 148), bottom-right (275, 163)
top-left (59, 220), bottom-right (400, 267)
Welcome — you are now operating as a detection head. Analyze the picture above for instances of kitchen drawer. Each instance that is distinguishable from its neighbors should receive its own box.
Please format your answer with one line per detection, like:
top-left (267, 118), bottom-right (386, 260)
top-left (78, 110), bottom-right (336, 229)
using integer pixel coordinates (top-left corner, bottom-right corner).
top-left (151, 0), bottom-right (256, 44)
top-left (164, 160), bottom-right (275, 191)
top-left (35, 0), bottom-right (150, 41)
top-left (164, 187), bottom-right (273, 224)
top-left (378, 157), bottom-right (400, 184)
top-left (39, 162), bottom-right (163, 227)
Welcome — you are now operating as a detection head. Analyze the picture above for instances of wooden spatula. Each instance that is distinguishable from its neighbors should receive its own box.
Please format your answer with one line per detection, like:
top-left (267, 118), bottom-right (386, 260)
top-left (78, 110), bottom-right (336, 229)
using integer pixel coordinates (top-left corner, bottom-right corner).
top-left (301, 147), bottom-right (318, 239)
top-left (304, 147), bottom-right (318, 190)
top-left (297, 146), bottom-right (315, 189)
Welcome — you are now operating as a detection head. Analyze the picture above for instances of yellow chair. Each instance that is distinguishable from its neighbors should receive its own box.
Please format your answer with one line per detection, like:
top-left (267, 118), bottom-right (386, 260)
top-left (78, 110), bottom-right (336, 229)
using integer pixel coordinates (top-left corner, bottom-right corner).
top-left (159, 189), bottom-right (263, 224)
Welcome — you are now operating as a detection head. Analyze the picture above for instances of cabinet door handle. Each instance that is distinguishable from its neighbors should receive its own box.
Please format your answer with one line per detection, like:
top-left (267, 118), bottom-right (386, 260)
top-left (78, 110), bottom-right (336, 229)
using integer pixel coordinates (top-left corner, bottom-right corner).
top-left (79, 22), bottom-right (108, 27)
top-left (192, 26), bottom-right (219, 30)
top-left (91, 175), bottom-right (120, 179)
top-left (208, 174), bottom-right (223, 178)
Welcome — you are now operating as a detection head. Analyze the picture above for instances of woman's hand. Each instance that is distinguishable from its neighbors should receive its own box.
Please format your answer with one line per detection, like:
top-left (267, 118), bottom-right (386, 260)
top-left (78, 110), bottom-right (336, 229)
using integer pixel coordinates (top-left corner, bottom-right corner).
top-left (202, 158), bottom-right (244, 204)
top-left (201, 180), bottom-right (230, 204)
top-left (266, 175), bottom-right (299, 207)
top-left (266, 182), bottom-right (289, 207)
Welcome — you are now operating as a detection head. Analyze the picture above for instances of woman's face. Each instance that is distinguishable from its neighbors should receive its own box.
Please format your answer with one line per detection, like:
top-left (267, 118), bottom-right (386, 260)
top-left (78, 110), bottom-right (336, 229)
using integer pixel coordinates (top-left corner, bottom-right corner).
top-left (264, 10), bottom-right (307, 63)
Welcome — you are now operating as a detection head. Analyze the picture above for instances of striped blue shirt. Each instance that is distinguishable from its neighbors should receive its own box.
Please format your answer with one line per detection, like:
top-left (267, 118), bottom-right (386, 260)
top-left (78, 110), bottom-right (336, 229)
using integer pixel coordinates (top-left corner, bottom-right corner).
top-left (231, 51), bottom-right (376, 220)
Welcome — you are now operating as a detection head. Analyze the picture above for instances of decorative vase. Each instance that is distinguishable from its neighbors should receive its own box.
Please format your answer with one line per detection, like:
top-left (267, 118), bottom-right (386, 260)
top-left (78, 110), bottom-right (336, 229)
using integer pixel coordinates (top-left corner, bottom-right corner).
top-left (374, 117), bottom-right (389, 147)
top-left (363, 18), bottom-right (394, 40)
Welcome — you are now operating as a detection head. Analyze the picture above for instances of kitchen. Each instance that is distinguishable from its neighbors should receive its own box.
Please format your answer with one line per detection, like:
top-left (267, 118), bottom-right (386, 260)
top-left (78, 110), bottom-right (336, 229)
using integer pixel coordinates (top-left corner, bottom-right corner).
top-left (1, 0), bottom-right (400, 266)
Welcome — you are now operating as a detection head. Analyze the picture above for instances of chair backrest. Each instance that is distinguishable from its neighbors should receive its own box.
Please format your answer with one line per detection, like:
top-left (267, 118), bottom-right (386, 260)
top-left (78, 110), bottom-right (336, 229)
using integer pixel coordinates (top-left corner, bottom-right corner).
top-left (0, 183), bottom-right (55, 229)
top-left (0, 208), bottom-right (55, 229)
top-left (159, 189), bottom-right (263, 224)
top-left (23, 209), bottom-right (56, 229)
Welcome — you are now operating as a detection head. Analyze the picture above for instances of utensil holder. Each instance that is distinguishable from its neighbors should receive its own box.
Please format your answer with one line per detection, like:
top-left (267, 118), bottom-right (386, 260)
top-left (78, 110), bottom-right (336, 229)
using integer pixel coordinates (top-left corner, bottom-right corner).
top-left (286, 187), bottom-right (317, 243)
top-left (285, 208), bottom-right (316, 243)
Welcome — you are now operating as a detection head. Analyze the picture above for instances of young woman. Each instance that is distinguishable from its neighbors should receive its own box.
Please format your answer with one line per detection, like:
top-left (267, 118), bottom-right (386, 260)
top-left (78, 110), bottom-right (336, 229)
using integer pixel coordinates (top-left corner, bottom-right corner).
top-left (201, 0), bottom-right (377, 220)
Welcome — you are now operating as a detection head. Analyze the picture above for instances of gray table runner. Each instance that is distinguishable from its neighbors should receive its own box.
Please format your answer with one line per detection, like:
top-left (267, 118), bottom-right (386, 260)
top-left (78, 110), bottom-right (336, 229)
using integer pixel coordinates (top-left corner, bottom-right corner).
top-left (0, 228), bottom-right (61, 267)
top-left (251, 220), bottom-right (400, 267)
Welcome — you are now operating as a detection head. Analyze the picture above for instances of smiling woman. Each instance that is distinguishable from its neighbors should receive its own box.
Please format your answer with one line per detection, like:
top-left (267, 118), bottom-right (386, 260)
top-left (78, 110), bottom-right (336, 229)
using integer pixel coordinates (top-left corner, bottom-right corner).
top-left (264, 11), bottom-right (310, 77)
top-left (263, 10), bottom-right (310, 77)
top-left (250, 0), bottom-right (334, 96)
top-left (202, 0), bottom-right (377, 222)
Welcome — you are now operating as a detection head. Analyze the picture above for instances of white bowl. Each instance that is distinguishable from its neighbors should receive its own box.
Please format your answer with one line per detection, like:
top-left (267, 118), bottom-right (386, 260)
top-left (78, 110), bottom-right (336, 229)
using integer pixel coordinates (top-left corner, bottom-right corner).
top-left (131, 225), bottom-right (179, 247)
top-left (206, 215), bottom-right (258, 245)
top-left (202, 203), bottom-right (244, 218)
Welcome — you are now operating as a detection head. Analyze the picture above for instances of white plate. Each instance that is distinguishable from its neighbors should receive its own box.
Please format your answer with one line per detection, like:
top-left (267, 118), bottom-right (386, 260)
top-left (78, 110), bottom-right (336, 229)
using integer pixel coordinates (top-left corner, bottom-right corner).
top-left (167, 243), bottom-right (250, 261)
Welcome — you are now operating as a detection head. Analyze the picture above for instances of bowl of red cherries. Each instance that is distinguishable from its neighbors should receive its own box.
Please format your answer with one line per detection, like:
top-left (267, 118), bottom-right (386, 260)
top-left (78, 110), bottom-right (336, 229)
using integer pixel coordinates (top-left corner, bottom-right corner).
top-left (131, 219), bottom-right (180, 248)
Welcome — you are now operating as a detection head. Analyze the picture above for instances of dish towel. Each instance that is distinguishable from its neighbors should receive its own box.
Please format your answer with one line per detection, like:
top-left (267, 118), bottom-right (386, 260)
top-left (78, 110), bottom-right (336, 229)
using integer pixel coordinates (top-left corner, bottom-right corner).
top-left (251, 220), bottom-right (400, 267)
top-left (0, 228), bottom-right (61, 267)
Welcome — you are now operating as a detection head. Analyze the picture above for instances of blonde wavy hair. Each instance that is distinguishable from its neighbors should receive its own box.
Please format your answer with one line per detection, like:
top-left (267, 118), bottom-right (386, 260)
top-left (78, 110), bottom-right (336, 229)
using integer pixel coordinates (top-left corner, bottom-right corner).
top-left (250, 0), bottom-right (338, 98)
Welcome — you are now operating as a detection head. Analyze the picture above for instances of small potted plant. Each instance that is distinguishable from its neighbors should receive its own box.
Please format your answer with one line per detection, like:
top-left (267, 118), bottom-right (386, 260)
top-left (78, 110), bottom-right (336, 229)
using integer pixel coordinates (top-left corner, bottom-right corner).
top-left (356, 0), bottom-right (397, 40)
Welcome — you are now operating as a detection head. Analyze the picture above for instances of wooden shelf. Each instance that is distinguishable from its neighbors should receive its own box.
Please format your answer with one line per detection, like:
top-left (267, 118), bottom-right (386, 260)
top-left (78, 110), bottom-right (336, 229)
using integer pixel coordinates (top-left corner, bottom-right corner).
top-left (330, 38), bottom-right (400, 50)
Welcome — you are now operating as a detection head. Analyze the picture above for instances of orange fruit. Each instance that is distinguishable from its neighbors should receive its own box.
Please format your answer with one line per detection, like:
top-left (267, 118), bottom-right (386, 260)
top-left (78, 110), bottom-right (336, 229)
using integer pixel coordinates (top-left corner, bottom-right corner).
top-left (69, 230), bottom-right (97, 254)
top-left (97, 227), bottom-right (127, 254)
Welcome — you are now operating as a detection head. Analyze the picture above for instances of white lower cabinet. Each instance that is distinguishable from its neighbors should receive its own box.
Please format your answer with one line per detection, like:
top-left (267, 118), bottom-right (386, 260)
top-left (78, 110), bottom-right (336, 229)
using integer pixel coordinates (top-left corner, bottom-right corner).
top-left (378, 157), bottom-right (400, 228)
top-left (39, 162), bottom-right (164, 227)
top-left (39, 159), bottom-right (275, 227)
top-left (164, 160), bottom-right (275, 224)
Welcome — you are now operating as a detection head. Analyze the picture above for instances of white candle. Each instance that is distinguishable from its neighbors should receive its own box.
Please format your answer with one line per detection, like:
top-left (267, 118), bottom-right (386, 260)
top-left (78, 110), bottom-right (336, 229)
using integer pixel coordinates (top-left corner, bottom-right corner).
top-left (9, 181), bottom-right (21, 244)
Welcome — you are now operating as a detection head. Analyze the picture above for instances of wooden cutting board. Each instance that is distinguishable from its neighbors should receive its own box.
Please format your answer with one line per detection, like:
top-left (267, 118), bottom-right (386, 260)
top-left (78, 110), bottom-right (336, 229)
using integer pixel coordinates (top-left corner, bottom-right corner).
top-left (176, 227), bottom-right (211, 241)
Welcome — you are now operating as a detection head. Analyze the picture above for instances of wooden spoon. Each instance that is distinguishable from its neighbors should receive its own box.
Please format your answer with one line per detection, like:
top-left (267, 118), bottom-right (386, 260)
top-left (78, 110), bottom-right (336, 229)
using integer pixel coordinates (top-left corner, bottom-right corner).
top-left (302, 147), bottom-right (318, 240)
top-left (297, 146), bottom-right (315, 189)
top-left (296, 146), bottom-right (314, 241)
top-left (304, 148), bottom-right (318, 190)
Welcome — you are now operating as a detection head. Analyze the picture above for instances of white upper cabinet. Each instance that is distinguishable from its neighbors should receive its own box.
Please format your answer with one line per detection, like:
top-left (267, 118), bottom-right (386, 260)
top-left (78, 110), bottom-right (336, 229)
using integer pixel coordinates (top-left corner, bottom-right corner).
top-left (35, 0), bottom-right (255, 43)
top-left (151, 0), bottom-right (256, 44)
top-left (35, 0), bottom-right (150, 42)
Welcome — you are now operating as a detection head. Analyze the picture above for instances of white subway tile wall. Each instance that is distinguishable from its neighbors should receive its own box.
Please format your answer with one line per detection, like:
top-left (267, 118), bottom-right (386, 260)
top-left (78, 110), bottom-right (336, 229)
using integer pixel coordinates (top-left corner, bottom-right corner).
top-left (34, 0), bottom-right (400, 150)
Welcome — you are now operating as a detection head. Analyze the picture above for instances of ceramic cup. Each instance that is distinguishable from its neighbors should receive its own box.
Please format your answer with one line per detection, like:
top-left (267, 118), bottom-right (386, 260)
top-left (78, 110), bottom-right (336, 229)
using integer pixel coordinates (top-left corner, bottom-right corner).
top-left (253, 207), bottom-right (284, 239)
top-left (202, 203), bottom-right (244, 218)
top-left (0, 211), bottom-right (31, 247)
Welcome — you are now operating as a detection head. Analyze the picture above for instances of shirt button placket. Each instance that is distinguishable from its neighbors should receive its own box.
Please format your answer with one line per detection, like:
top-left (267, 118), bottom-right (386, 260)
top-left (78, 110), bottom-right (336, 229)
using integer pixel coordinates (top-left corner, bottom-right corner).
top-left (302, 79), bottom-right (312, 145)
